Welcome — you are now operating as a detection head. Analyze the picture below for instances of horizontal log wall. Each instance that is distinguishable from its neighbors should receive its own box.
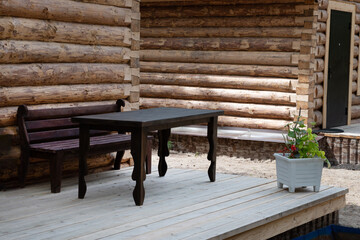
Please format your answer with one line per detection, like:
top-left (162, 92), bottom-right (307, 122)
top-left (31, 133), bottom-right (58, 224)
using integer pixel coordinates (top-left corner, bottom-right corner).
top-left (316, 0), bottom-right (360, 127)
top-left (0, 0), bottom-right (140, 183)
top-left (140, 1), bottom-right (316, 130)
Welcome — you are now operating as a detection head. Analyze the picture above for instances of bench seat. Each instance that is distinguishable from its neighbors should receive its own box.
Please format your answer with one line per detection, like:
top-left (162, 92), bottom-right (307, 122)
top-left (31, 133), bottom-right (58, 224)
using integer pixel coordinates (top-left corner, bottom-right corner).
top-left (17, 100), bottom-right (152, 193)
top-left (29, 134), bottom-right (132, 153)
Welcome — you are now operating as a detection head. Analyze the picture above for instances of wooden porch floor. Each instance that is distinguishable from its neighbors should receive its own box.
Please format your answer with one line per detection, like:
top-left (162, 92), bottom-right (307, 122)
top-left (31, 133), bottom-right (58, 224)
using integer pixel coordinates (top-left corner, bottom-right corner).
top-left (0, 167), bottom-right (347, 240)
top-left (322, 123), bottom-right (360, 138)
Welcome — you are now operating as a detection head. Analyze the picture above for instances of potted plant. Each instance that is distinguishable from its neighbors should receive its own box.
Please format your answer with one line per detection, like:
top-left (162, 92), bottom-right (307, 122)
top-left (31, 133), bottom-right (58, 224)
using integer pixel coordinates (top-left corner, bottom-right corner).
top-left (274, 111), bottom-right (331, 193)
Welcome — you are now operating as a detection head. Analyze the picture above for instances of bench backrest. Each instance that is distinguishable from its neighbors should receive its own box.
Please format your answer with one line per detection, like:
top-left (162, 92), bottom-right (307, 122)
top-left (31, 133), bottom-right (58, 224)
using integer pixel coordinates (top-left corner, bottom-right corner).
top-left (17, 100), bottom-right (125, 146)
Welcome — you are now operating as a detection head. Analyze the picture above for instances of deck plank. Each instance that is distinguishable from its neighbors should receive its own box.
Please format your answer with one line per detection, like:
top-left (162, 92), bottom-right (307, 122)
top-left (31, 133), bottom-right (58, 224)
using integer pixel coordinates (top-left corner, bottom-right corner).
top-left (189, 188), bottom-right (347, 240)
top-left (0, 168), bottom-right (200, 220)
top-left (99, 185), bottom-right (284, 240)
top-left (176, 187), bottom-right (345, 240)
top-left (3, 175), bottom-right (260, 239)
top-left (51, 179), bottom-right (274, 240)
top-left (0, 168), bottom-right (215, 224)
top-left (1, 167), bottom-right (135, 199)
top-left (0, 167), bottom-right (347, 240)
top-left (111, 186), bottom-right (320, 240)
top-left (0, 169), bottom-right (241, 237)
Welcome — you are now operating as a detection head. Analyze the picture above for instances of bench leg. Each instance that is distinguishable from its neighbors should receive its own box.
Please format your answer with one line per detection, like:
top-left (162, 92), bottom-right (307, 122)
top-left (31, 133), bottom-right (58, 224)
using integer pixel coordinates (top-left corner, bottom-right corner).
top-left (50, 152), bottom-right (64, 193)
top-left (18, 148), bottom-right (29, 188)
top-left (114, 150), bottom-right (125, 170)
top-left (146, 138), bottom-right (152, 174)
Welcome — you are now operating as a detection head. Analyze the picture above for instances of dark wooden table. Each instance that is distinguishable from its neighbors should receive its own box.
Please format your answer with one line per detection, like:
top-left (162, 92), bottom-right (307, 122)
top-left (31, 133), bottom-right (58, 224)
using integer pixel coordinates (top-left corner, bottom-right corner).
top-left (72, 107), bottom-right (224, 205)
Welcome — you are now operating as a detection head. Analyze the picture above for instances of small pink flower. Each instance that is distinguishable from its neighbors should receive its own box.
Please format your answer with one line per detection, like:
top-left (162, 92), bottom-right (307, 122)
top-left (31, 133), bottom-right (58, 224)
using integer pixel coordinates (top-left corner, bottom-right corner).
top-left (291, 145), bottom-right (297, 151)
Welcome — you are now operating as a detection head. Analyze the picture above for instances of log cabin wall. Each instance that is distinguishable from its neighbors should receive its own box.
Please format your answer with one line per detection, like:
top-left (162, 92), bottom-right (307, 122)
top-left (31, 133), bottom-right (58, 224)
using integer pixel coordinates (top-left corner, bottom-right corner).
top-left (140, 0), bottom-right (319, 130)
top-left (317, 0), bottom-right (360, 126)
top-left (0, 0), bottom-right (140, 184)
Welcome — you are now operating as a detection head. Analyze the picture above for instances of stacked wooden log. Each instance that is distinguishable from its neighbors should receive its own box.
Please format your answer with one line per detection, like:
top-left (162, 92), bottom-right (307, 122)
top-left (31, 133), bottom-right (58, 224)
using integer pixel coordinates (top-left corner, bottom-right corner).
top-left (140, 0), bottom-right (316, 130)
top-left (0, 0), bottom-right (140, 183)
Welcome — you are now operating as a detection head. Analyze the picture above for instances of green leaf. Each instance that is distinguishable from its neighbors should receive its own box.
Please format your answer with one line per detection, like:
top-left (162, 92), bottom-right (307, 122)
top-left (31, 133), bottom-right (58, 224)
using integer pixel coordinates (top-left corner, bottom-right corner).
top-left (282, 111), bottom-right (329, 165)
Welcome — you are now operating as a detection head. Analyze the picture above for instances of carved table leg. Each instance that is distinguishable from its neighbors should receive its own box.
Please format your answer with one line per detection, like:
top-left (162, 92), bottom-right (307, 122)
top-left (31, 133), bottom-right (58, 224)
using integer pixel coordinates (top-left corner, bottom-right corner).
top-left (158, 128), bottom-right (171, 177)
top-left (207, 117), bottom-right (218, 182)
top-left (131, 128), bottom-right (147, 206)
top-left (78, 125), bottom-right (89, 199)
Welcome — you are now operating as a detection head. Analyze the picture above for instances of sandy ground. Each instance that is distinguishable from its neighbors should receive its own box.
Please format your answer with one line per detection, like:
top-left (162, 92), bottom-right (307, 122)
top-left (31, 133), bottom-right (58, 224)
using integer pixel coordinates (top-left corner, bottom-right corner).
top-left (152, 151), bottom-right (360, 228)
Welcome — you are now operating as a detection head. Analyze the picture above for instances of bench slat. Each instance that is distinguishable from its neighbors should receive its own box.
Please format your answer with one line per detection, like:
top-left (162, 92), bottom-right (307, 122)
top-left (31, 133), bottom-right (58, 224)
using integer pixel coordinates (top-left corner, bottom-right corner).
top-left (30, 134), bottom-right (132, 149)
top-left (29, 134), bottom-right (132, 153)
top-left (24, 104), bottom-right (120, 121)
top-left (26, 118), bottom-right (78, 132)
top-left (28, 128), bottom-right (109, 144)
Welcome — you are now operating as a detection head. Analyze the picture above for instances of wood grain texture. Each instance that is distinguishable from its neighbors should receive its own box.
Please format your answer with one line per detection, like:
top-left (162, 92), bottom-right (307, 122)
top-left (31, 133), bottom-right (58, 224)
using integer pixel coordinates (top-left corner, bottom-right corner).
top-left (142, 16), bottom-right (305, 28)
top-left (140, 62), bottom-right (299, 78)
top-left (218, 115), bottom-right (291, 130)
top-left (0, 40), bottom-right (131, 64)
top-left (141, 0), bottom-right (306, 6)
top-left (0, 0), bottom-right (140, 186)
top-left (0, 100), bottom-right (136, 128)
top-left (71, 0), bottom-right (132, 8)
top-left (141, 4), bottom-right (308, 18)
top-left (0, 84), bottom-right (131, 107)
top-left (0, 63), bottom-right (131, 87)
top-left (141, 27), bottom-right (304, 38)
top-left (141, 50), bottom-right (297, 66)
top-left (0, 168), bottom-right (347, 239)
top-left (140, 84), bottom-right (296, 106)
top-left (0, 0), bottom-right (132, 26)
top-left (138, 1), bottom-right (312, 130)
top-left (141, 98), bottom-right (296, 120)
top-left (141, 37), bottom-right (300, 52)
top-left (140, 72), bottom-right (297, 92)
top-left (0, 17), bottom-right (132, 47)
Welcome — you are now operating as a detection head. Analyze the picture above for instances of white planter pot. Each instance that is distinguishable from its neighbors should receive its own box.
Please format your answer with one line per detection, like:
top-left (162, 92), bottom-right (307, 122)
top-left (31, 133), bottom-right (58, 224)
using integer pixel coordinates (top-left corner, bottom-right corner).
top-left (274, 153), bottom-right (323, 193)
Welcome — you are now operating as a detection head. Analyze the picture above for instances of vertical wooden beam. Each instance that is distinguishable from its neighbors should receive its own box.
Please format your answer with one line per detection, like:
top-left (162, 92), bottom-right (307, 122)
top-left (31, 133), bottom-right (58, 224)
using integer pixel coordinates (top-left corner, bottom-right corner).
top-left (297, 4), bottom-right (318, 126)
top-left (130, 0), bottom-right (140, 105)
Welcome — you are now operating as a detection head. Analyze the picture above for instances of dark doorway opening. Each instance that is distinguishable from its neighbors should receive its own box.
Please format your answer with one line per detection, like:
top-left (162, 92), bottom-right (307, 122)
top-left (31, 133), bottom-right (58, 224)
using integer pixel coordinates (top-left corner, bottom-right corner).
top-left (326, 10), bottom-right (352, 128)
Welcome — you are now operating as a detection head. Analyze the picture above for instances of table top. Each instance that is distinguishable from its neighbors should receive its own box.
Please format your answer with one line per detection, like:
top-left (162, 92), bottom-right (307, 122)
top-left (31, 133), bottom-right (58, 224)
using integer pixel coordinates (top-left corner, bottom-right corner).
top-left (72, 107), bottom-right (224, 129)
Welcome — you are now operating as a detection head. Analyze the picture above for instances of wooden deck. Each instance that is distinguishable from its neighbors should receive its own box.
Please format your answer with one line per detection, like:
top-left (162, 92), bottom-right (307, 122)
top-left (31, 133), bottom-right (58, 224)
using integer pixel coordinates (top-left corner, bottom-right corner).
top-left (321, 123), bottom-right (360, 138)
top-left (0, 167), bottom-right (347, 240)
top-left (319, 123), bottom-right (360, 165)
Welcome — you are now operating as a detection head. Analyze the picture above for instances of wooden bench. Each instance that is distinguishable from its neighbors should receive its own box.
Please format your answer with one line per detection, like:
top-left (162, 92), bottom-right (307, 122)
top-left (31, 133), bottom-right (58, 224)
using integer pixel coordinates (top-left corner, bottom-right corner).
top-left (17, 100), bottom-right (152, 193)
